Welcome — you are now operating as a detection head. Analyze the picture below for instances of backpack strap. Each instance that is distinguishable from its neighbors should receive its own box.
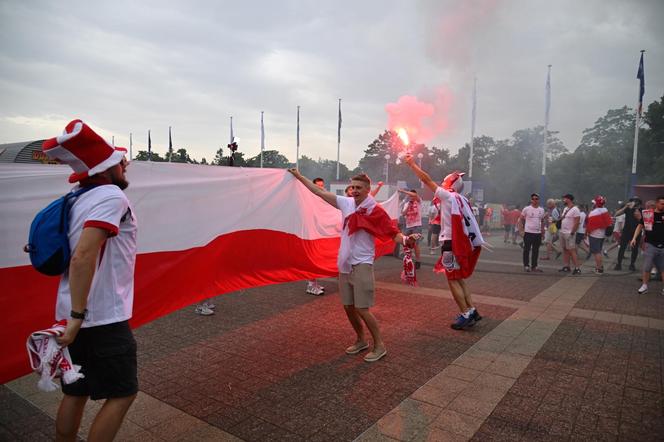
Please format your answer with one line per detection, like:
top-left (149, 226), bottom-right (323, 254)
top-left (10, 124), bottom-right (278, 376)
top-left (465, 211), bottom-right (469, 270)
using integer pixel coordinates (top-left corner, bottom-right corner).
top-left (58, 186), bottom-right (101, 234)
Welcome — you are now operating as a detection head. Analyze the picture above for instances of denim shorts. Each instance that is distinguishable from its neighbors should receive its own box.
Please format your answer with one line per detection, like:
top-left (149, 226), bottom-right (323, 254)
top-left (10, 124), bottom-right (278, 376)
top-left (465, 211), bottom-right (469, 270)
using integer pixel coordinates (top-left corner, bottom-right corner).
top-left (643, 243), bottom-right (664, 273)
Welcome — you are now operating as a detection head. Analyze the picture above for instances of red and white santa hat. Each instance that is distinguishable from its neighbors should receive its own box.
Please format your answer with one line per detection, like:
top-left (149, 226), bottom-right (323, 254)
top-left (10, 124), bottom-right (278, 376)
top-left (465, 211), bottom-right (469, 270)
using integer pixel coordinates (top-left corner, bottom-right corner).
top-left (442, 171), bottom-right (465, 193)
top-left (42, 119), bottom-right (127, 183)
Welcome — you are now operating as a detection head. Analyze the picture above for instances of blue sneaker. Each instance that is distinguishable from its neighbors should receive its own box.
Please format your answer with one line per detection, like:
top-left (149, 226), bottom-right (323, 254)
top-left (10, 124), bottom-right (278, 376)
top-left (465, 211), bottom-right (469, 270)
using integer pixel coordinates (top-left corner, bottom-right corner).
top-left (470, 309), bottom-right (482, 322)
top-left (451, 313), bottom-right (475, 330)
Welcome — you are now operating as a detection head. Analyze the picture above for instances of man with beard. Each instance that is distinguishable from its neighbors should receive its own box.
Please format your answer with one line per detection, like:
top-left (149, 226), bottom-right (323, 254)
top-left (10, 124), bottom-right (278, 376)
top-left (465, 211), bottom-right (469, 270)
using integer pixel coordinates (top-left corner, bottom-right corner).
top-left (42, 120), bottom-right (138, 441)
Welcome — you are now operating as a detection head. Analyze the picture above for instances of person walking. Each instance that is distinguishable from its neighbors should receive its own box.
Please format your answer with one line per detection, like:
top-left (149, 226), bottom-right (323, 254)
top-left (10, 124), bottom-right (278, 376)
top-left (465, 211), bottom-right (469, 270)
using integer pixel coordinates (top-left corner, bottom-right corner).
top-left (631, 196), bottom-right (664, 294)
top-left (541, 199), bottom-right (560, 260)
top-left (558, 194), bottom-right (582, 275)
top-left (615, 198), bottom-right (643, 271)
top-left (42, 120), bottom-right (138, 441)
top-left (288, 169), bottom-right (414, 362)
top-left (519, 193), bottom-right (546, 272)
top-left (586, 196), bottom-right (613, 274)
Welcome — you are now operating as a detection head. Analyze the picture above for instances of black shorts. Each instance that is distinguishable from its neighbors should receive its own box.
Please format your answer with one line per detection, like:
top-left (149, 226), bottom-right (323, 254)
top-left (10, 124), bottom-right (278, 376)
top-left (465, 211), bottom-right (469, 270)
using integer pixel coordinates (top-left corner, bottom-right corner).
top-left (430, 224), bottom-right (441, 235)
top-left (504, 225), bottom-right (511, 232)
top-left (62, 320), bottom-right (138, 400)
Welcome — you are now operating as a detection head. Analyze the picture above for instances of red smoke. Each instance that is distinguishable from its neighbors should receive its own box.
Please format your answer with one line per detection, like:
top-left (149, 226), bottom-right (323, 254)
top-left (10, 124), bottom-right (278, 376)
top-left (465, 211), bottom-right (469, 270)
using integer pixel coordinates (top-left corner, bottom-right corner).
top-left (385, 86), bottom-right (453, 144)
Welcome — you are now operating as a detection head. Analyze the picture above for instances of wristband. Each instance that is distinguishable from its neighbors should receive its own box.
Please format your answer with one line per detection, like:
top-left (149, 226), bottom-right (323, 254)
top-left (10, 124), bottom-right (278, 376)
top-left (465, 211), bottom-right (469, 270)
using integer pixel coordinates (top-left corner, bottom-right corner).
top-left (70, 309), bottom-right (87, 320)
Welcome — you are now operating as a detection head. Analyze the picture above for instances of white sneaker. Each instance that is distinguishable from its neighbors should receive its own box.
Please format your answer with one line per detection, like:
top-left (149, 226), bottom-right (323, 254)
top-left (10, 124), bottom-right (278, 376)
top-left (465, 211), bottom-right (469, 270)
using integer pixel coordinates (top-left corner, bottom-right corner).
top-left (310, 286), bottom-right (325, 296)
top-left (637, 284), bottom-right (648, 295)
top-left (202, 301), bottom-right (216, 310)
top-left (195, 305), bottom-right (214, 315)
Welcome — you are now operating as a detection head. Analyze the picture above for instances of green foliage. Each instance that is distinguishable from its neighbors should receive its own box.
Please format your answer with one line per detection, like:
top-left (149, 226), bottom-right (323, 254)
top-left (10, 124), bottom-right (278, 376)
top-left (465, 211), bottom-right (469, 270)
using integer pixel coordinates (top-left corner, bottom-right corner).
top-left (245, 150), bottom-right (291, 168)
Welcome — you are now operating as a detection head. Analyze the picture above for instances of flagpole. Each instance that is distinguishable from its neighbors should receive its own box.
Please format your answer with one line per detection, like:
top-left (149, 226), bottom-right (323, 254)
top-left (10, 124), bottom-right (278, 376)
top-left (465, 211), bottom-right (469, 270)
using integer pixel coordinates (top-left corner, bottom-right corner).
top-left (260, 111), bottom-right (265, 168)
top-left (336, 98), bottom-right (341, 180)
top-left (295, 106), bottom-right (300, 170)
top-left (630, 50), bottom-right (645, 196)
top-left (230, 116), bottom-right (234, 143)
top-left (148, 130), bottom-right (152, 162)
top-left (469, 77), bottom-right (476, 179)
top-left (129, 132), bottom-right (133, 160)
top-left (112, 136), bottom-right (115, 147)
top-left (541, 65), bottom-right (552, 198)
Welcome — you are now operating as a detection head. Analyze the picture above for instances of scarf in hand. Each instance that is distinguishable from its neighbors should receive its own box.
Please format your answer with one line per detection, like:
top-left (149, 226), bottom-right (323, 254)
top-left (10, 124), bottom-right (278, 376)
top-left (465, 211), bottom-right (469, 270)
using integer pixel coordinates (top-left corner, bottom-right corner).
top-left (27, 320), bottom-right (84, 392)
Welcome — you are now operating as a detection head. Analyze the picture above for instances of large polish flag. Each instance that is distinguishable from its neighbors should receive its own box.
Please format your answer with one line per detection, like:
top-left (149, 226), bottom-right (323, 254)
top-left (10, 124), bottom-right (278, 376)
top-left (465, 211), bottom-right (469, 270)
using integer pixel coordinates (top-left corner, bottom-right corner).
top-left (0, 162), bottom-right (398, 383)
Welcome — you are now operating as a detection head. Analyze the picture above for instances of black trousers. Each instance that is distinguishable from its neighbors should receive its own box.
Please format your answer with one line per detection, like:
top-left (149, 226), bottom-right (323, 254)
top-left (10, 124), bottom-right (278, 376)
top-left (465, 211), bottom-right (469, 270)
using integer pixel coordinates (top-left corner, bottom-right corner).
top-left (523, 232), bottom-right (542, 268)
top-left (617, 230), bottom-right (640, 266)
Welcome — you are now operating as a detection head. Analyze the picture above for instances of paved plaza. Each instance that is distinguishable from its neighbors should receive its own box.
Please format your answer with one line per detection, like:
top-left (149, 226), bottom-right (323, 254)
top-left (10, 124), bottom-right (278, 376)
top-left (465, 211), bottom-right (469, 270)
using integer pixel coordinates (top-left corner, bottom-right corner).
top-left (2, 235), bottom-right (663, 441)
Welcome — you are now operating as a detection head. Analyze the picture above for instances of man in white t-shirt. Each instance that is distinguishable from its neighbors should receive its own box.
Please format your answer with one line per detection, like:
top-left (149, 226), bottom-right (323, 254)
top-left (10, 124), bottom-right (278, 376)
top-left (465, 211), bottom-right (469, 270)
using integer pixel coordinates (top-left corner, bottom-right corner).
top-left (288, 170), bottom-right (414, 363)
top-left (518, 193), bottom-right (546, 272)
top-left (404, 156), bottom-right (485, 331)
top-left (558, 193), bottom-right (581, 274)
top-left (42, 120), bottom-right (138, 441)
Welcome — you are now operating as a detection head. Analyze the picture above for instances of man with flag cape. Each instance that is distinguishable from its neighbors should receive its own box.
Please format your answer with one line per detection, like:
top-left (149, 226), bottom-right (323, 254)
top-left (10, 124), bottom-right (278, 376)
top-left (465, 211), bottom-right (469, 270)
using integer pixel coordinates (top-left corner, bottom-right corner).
top-left (404, 155), bottom-right (485, 330)
top-left (288, 169), bottom-right (416, 362)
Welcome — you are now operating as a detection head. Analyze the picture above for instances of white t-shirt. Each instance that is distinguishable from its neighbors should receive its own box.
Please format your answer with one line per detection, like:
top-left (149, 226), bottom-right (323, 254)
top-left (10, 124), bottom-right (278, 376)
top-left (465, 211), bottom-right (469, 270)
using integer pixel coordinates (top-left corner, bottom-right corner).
top-left (336, 195), bottom-right (376, 273)
top-left (614, 213), bottom-right (625, 232)
top-left (521, 205), bottom-right (545, 234)
top-left (577, 212), bottom-right (587, 234)
top-left (434, 187), bottom-right (455, 241)
top-left (56, 185), bottom-right (137, 328)
top-left (560, 205), bottom-right (581, 234)
top-left (403, 199), bottom-right (422, 228)
top-left (588, 207), bottom-right (609, 238)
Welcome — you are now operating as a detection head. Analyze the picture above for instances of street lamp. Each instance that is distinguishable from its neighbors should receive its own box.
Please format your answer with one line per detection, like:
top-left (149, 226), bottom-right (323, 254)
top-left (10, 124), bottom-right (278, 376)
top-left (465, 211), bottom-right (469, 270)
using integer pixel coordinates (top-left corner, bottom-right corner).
top-left (384, 154), bottom-right (391, 184)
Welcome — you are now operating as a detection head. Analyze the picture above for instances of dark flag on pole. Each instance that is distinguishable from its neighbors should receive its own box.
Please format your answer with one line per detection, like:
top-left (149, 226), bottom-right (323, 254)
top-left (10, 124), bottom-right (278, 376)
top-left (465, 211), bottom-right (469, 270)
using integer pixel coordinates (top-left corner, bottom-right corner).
top-left (168, 126), bottom-right (173, 162)
top-left (637, 51), bottom-right (645, 116)
top-left (148, 130), bottom-right (152, 162)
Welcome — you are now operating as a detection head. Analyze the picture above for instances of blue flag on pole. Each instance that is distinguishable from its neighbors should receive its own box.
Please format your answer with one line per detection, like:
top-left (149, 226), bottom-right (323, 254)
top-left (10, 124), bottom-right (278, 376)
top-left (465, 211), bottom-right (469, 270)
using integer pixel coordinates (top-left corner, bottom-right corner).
top-left (637, 52), bottom-right (645, 116)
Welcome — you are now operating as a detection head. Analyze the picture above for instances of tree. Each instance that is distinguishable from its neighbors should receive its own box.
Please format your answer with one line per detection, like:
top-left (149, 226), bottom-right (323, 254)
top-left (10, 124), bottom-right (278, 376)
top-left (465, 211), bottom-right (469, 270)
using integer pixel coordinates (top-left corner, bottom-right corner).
top-left (245, 150), bottom-right (290, 168)
top-left (200, 157), bottom-right (208, 165)
top-left (640, 95), bottom-right (664, 183)
top-left (171, 148), bottom-right (196, 164)
top-left (549, 107), bottom-right (635, 203)
top-left (134, 150), bottom-right (165, 161)
top-left (297, 155), bottom-right (351, 182)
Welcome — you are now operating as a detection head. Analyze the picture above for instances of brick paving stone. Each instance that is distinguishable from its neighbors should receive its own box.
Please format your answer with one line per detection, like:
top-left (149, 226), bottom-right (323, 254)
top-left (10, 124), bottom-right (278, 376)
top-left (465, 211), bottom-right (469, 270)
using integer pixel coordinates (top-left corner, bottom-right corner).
top-left (474, 317), bottom-right (664, 441)
top-left (132, 263), bottom-right (514, 441)
top-left (0, 385), bottom-right (61, 442)
top-left (576, 270), bottom-right (664, 319)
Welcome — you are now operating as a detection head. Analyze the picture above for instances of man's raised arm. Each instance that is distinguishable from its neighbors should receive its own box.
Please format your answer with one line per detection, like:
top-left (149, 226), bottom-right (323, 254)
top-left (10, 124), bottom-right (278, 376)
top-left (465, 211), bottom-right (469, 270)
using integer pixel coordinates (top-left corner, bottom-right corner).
top-left (288, 168), bottom-right (339, 208)
top-left (404, 155), bottom-right (437, 193)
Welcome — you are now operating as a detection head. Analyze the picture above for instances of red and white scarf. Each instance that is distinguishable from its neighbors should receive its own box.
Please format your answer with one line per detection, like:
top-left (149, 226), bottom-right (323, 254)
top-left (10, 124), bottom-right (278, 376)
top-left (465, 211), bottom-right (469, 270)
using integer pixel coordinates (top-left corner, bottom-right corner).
top-left (435, 193), bottom-right (484, 275)
top-left (26, 320), bottom-right (84, 391)
top-left (401, 245), bottom-right (417, 286)
top-left (586, 207), bottom-right (612, 233)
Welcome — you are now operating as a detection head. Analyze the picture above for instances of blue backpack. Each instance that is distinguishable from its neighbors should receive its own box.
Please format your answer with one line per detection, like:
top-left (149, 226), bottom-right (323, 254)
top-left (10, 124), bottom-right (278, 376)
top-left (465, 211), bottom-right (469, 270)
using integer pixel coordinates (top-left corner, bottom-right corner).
top-left (24, 186), bottom-right (97, 276)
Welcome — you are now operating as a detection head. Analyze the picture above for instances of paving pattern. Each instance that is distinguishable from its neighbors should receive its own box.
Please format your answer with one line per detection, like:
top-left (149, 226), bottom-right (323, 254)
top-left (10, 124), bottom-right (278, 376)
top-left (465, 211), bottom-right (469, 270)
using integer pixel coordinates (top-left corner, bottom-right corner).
top-left (3, 234), bottom-right (663, 441)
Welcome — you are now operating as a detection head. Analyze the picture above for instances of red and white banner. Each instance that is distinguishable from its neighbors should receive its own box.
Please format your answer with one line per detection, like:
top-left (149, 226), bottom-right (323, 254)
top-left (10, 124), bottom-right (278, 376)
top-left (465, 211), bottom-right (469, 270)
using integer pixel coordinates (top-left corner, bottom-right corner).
top-left (0, 162), bottom-right (398, 383)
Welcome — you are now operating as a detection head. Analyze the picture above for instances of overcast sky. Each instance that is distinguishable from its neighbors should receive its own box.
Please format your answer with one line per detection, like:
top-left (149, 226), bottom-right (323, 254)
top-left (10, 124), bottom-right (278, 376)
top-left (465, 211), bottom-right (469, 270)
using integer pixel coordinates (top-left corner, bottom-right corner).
top-left (1, 0), bottom-right (662, 167)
